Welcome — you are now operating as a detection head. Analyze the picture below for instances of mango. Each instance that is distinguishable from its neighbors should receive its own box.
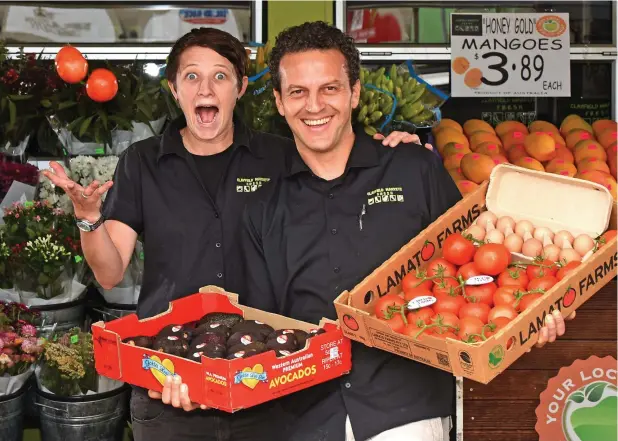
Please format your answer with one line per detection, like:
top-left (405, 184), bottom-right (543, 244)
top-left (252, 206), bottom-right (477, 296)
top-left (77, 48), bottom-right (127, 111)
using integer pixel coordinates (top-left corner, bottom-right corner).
top-left (513, 156), bottom-right (545, 172)
top-left (573, 140), bottom-right (607, 164)
top-left (460, 153), bottom-right (496, 184)
top-left (463, 119), bottom-right (495, 137)
top-left (524, 132), bottom-right (556, 162)
top-left (495, 121), bottom-right (528, 138)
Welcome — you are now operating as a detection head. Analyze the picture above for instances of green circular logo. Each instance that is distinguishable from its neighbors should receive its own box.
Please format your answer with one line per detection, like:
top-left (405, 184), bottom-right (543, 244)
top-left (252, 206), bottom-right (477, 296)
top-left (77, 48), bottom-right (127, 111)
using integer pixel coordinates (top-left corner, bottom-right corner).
top-left (488, 345), bottom-right (505, 369)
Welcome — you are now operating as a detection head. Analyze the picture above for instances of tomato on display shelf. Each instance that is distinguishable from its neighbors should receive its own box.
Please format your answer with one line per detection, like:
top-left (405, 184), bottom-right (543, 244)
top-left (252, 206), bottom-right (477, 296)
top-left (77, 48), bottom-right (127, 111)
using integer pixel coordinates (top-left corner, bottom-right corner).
top-left (497, 267), bottom-right (529, 289)
top-left (442, 232), bottom-right (476, 266)
top-left (473, 243), bottom-right (511, 275)
top-left (86, 68), bottom-right (119, 103)
top-left (55, 45), bottom-right (88, 84)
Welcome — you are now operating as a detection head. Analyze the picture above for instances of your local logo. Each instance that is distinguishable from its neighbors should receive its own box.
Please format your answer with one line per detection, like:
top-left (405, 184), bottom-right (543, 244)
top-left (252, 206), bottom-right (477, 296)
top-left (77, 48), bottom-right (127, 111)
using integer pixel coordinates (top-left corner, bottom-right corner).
top-left (143, 355), bottom-right (175, 386)
top-left (535, 355), bottom-right (617, 441)
top-left (234, 364), bottom-right (268, 389)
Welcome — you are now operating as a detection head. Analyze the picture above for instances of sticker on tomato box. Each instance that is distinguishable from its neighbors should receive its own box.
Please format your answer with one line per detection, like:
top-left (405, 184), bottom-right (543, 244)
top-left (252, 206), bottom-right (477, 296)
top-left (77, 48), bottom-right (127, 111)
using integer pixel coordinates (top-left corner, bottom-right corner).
top-left (466, 275), bottom-right (494, 285)
top-left (407, 295), bottom-right (437, 310)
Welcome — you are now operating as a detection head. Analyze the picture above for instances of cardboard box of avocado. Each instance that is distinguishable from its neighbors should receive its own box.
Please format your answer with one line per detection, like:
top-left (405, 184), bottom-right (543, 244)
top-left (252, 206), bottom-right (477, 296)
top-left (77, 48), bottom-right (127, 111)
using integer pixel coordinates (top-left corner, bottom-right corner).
top-left (92, 286), bottom-right (351, 411)
top-left (334, 164), bottom-right (617, 384)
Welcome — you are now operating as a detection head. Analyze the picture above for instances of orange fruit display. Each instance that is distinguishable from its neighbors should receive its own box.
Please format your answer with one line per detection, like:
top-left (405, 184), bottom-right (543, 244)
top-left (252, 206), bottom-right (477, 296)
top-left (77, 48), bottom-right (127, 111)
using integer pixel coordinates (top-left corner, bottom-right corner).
top-left (433, 118), bottom-right (463, 135)
top-left (460, 153), bottom-right (496, 184)
top-left (565, 129), bottom-right (594, 150)
top-left (452, 57), bottom-right (470, 75)
top-left (513, 156), bottom-right (545, 172)
top-left (464, 68), bottom-right (483, 89)
top-left (469, 132), bottom-right (502, 151)
top-left (529, 120), bottom-right (560, 136)
top-left (573, 140), bottom-right (607, 164)
top-left (442, 142), bottom-right (472, 157)
top-left (495, 121), bottom-right (528, 138)
top-left (463, 119), bottom-right (495, 137)
top-left (435, 128), bottom-right (470, 153)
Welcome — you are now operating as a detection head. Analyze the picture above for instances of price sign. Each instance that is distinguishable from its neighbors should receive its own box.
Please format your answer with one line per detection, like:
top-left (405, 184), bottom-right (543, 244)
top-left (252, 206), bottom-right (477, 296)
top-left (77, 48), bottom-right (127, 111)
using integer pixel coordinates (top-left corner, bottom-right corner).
top-left (450, 13), bottom-right (570, 97)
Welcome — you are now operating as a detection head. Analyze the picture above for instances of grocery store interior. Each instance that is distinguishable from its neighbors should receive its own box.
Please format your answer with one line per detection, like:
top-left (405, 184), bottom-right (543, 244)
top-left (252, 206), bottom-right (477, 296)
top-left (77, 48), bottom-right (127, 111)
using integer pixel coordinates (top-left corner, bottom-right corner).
top-left (0, 2), bottom-right (616, 441)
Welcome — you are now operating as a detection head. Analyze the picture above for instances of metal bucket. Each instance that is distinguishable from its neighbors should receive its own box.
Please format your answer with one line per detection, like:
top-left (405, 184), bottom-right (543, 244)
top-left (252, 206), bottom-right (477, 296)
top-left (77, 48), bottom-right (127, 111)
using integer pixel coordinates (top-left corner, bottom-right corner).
top-left (32, 298), bottom-right (86, 338)
top-left (36, 384), bottom-right (130, 441)
top-left (0, 386), bottom-right (28, 441)
top-left (92, 303), bottom-right (137, 322)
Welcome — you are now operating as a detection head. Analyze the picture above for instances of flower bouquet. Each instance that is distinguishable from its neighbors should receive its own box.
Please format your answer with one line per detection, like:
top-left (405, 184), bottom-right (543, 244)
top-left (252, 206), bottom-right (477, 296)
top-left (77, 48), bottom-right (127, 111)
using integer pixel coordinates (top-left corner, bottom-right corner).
top-left (0, 44), bottom-right (53, 161)
top-left (0, 235), bottom-right (11, 290)
top-left (0, 154), bottom-right (39, 201)
top-left (37, 327), bottom-right (122, 396)
top-left (13, 234), bottom-right (72, 300)
top-left (0, 301), bottom-right (44, 396)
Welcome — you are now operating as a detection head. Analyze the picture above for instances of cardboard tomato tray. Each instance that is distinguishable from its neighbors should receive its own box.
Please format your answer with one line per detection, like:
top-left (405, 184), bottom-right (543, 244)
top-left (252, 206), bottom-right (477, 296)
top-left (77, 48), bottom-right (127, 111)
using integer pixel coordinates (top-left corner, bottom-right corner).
top-left (334, 164), bottom-right (617, 384)
top-left (92, 286), bottom-right (351, 412)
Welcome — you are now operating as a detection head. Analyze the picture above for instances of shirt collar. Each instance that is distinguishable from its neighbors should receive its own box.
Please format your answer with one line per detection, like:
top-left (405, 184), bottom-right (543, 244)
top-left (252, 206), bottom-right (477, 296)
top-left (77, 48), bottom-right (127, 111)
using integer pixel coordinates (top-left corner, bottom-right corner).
top-left (156, 112), bottom-right (259, 162)
top-left (285, 129), bottom-right (381, 178)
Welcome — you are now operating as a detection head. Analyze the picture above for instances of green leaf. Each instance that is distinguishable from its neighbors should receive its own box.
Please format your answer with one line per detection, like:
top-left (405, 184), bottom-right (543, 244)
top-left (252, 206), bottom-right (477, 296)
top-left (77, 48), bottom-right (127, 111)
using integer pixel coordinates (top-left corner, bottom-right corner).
top-left (41, 99), bottom-right (52, 108)
top-left (98, 110), bottom-right (108, 130)
top-left (58, 101), bottom-right (77, 110)
top-left (38, 273), bottom-right (50, 285)
top-left (586, 382), bottom-right (608, 403)
top-left (569, 391), bottom-right (585, 404)
top-left (79, 115), bottom-right (94, 138)
top-left (0, 97), bottom-right (6, 112)
top-left (8, 94), bottom-right (33, 101)
top-left (94, 124), bottom-right (102, 144)
top-left (489, 353), bottom-right (498, 366)
top-left (8, 100), bottom-right (16, 130)
top-left (67, 116), bottom-right (85, 133)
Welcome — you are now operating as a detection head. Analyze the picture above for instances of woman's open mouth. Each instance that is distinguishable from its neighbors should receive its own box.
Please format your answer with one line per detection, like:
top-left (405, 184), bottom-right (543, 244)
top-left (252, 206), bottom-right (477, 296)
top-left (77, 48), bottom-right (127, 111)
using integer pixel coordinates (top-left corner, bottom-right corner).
top-left (196, 105), bottom-right (219, 125)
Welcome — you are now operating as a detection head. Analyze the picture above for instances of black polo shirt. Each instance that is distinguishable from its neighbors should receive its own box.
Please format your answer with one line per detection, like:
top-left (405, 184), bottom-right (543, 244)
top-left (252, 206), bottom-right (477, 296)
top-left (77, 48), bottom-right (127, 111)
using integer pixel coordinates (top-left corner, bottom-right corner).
top-left (240, 130), bottom-right (462, 441)
top-left (101, 115), bottom-right (293, 319)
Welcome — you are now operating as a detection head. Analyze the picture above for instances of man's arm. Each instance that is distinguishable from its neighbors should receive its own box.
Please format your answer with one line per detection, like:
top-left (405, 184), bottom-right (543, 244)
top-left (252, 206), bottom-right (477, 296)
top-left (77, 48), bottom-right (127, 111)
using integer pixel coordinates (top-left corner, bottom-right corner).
top-left (239, 202), bottom-right (279, 312)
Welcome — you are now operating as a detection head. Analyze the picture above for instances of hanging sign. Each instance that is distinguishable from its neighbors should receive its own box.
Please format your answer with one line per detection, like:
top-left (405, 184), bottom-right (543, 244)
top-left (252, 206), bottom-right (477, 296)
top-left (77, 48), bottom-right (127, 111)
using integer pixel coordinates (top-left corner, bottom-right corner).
top-left (450, 13), bottom-right (570, 97)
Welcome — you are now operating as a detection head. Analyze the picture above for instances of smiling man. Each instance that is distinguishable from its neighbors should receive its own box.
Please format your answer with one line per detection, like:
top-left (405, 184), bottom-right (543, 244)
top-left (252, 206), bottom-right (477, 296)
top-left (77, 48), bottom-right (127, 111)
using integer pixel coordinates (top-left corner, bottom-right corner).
top-left (240, 21), bottom-right (570, 441)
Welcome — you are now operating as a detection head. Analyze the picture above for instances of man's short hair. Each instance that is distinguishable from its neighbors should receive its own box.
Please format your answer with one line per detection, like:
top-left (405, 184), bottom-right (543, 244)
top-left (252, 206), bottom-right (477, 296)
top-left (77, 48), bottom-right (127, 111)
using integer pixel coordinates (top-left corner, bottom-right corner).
top-left (269, 21), bottom-right (360, 92)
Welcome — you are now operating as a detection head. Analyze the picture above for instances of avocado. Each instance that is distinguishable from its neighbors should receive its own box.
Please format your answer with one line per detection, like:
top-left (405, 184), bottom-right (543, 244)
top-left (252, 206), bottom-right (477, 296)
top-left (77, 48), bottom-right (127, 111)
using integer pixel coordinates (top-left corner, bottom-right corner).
top-left (231, 320), bottom-right (274, 340)
top-left (266, 333), bottom-right (298, 352)
top-left (156, 324), bottom-right (191, 341)
top-left (226, 331), bottom-right (264, 349)
top-left (153, 335), bottom-right (189, 357)
top-left (293, 330), bottom-right (310, 349)
top-left (275, 350), bottom-right (293, 358)
top-left (198, 312), bottom-right (243, 329)
top-left (122, 335), bottom-right (153, 348)
top-left (226, 348), bottom-right (263, 360)
top-left (188, 343), bottom-right (226, 362)
top-left (193, 322), bottom-right (230, 339)
top-left (190, 331), bottom-right (227, 348)
top-left (228, 341), bottom-right (267, 355)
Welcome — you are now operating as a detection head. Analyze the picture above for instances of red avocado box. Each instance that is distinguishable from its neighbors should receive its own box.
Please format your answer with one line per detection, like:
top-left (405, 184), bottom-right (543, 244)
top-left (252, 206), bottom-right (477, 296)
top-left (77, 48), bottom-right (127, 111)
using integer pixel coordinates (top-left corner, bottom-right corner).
top-left (92, 286), bottom-right (352, 412)
top-left (334, 164), bottom-right (617, 384)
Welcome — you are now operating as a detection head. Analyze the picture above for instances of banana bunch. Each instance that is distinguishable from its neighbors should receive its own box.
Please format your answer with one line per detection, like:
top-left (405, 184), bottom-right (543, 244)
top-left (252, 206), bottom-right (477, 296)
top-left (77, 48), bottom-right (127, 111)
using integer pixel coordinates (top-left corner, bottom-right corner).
top-left (356, 64), bottom-right (436, 136)
top-left (239, 43), bottom-right (280, 133)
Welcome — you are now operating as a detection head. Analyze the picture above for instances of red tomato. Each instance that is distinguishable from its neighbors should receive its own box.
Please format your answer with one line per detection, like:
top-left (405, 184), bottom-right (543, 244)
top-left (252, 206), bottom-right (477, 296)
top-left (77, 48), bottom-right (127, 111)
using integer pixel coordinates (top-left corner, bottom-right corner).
top-left (457, 262), bottom-right (482, 280)
top-left (458, 316), bottom-right (485, 342)
top-left (432, 277), bottom-right (462, 296)
top-left (406, 307), bottom-right (435, 327)
top-left (433, 331), bottom-right (459, 340)
top-left (86, 68), bottom-right (119, 102)
top-left (488, 305), bottom-right (518, 322)
top-left (497, 268), bottom-right (529, 289)
top-left (516, 293), bottom-right (543, 312)
top-left (374, 294), bottom-right (405, 319)
top-left (473, 243), bottom-right (511, 275)
top-left (600, 230), bottom-right (617, 247)
top-left (526, 259), bottom-right (558, 279)
top-left (426, 258), bottom-right (457, 279)
top-left (404, 287), bottom-right (433, 302)
top-left (464, 282), bottom-right (497, 306)
top-left (459, 302), bottom-right (491, 323)
top-left (433, 293), bottom-right (466, 317)
top-left (483, 316), bottom-right (513, 338)
top-left (556, 261), bottom-right (582, 281)
top-left (442, 233), bottom-right (476, 266)
top-left (401, 322), bottom-right (425, 338)
top-left (55, 46), bottom-right (88, 84)
top-left (493, 286), bottom-right (521, 308)
top-left (402, 269), bottom-right (433, 292)
top-left (430, 312), bottom-right (460, 336)
top-left (386, 314), bottom-right (406, 333)
top-left (528, 276), bottom-right (559, 292)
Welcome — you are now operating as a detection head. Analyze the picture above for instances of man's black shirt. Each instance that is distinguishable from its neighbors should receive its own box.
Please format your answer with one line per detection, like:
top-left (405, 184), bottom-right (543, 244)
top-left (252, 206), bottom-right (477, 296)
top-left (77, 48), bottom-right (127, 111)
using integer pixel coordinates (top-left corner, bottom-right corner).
top-left (190, 146), bottom-right (234, 200)
top-left (241, 131), bottom-right (462, 440)
top-left (101, 115), bottom-right (293, 320)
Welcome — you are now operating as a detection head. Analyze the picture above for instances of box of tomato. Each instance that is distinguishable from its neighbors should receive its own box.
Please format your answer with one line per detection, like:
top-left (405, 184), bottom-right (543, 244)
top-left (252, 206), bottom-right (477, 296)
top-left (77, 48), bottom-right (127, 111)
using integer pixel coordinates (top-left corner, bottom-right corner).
top-left (334, 164), bottom-right (616, 384)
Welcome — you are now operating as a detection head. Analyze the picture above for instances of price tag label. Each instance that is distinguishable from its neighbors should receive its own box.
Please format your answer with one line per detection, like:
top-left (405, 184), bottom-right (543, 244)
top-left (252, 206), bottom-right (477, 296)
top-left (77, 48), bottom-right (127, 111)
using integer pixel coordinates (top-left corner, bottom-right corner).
top-left (466, 275), bottom-right (494, 285)
top-left (450, 13), bottom-right (570, 97)
top-left (407, 295), bottom-right (437, 310)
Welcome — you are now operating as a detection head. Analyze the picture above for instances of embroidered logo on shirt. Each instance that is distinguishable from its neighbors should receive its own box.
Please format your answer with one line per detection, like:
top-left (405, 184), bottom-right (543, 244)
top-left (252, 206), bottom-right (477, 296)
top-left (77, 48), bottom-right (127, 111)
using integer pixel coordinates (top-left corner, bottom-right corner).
top-left (236, 177), bottom-right (270, 193)
top-left (367, 187), bottom-right (404, 205)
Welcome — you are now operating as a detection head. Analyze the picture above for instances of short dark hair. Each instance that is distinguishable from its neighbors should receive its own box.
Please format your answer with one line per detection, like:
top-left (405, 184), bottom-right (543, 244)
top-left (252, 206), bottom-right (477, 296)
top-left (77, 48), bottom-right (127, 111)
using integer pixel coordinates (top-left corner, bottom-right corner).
top-left (269, 21), bottom-right (360, 92)
top-left (166, 27), bottom-right (247, 90)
